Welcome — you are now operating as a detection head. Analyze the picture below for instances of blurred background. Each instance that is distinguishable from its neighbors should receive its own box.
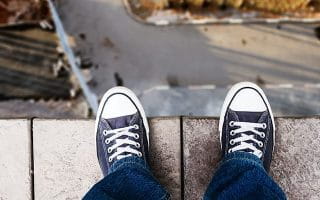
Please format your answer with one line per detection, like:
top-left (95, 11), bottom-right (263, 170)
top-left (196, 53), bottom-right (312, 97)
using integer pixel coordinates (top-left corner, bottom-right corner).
top-left (0, 0), bottom-right (319, 118)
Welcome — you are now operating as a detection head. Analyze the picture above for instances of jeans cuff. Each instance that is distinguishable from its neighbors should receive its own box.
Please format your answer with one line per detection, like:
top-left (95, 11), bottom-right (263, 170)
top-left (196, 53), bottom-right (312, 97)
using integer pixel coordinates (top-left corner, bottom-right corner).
top-left (222, 151), bottom-right (265, 169)
top-left (109, 156), bottom-right (149, 175)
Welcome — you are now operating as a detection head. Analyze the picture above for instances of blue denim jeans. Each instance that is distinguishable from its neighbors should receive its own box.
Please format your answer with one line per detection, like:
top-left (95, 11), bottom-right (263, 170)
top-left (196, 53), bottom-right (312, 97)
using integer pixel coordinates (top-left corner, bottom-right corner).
top-left (83, 156), bottom-right (170, 200)
top-left (203, 152), bottom-right (286, 200)
top-left (84, 152), bottom-right (286, 200)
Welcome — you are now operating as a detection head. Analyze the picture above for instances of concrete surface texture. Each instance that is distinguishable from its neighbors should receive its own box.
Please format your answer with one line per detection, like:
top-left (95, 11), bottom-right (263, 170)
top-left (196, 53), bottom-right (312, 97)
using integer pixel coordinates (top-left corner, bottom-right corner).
top-left (33, 118), bottom-right (181, 200)
top-left (0, 120), bottom-right (31, 200)
top-left (0, 117), bottom-right (319, 199)
top-left (55, 0), bottom-right (320, 118)
top-left (271, 118), bottom-right (320, 200)
top-left (33, 120), bottom-right (101, 199)
top-left (0, 99), bottom-right (89, 119)
top-left (183, 117), bottom-right (320, 200)
top-left (58, 0), bottom-right (320, 96)
top-left (183, 118), bottom-right (221, 200)
top-left (140, 86), bottom-right (320, 117)
top-left (148, 118), bottom-right (182, 200)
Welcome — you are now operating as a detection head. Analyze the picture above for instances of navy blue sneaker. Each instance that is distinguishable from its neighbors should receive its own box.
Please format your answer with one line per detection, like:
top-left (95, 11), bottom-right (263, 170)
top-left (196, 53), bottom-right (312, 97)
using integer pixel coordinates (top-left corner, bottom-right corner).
top-left (219, 82), bottom-right (275, 171)
top-left (95, 87), bottom-right (149, 176)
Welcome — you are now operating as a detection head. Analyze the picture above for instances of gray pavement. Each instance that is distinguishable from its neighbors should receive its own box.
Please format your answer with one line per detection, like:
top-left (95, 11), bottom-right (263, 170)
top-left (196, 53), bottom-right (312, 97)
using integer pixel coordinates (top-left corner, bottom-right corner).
top-left (140, 86), bottom-right (320, 117)
top-left (1, 117), bottom-right (319, 199)
top-left (0, 99), bottom-right (89, 119)
top-left (1, 0), bottom-right (318, 119)
top-left (58, 0), bottom-right (320, 96)
top-left (55, 0), bottom-right (320, 118)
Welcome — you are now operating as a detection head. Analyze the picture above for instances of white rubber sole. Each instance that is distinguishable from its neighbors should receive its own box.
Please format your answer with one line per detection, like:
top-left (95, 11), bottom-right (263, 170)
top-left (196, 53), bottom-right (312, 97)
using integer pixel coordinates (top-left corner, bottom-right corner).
top-left (95, 86), bottom-right (150, 146)
top-left (218, 82), bottom-right (275, 149)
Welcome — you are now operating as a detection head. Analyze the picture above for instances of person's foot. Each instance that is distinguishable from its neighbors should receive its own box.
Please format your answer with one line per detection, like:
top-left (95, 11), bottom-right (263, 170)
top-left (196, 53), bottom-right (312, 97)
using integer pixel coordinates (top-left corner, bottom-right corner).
top-left (95, 87), bottom-right (149, 176)
top-left (219, 82), bottom-right (275, 171)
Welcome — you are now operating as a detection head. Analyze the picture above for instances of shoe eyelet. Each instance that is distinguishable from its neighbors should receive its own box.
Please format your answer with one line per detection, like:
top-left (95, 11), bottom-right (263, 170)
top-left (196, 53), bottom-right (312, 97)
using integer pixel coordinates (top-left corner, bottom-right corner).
top-left (108, 157), bottom-right (113, 162)
top-left (258, 142), bottom-right (263, 147)
top-left (228, 149), bottom-right (233, 153)
top-left (137, 152), bottom-right (142, 157)
top-left (260, 132), bottom-right (265, 138)
top-left (229, 121), bottom-right (235, 127)
top-left (230, 130), bottom-right (236, 136)
top-left (103, 130), bottom-right (108, 136)
top-left (105, 139), bottom-right (110, 144)
top-left (135, 143), bottom-right (140, 148)
top-left (230, 140), bottom-right (235, 145)
top-left (133, 124), bottom-right (139, 129)
top-left (107, 148), bottom-right (112, 153)
top-left (262, 123), bottom-right (267, 129)
top-left (134, 134), bottom-right (139, 139)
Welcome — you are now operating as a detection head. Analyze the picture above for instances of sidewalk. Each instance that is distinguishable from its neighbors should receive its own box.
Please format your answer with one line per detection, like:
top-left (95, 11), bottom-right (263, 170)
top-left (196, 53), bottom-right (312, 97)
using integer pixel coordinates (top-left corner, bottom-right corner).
top-left (0, 117), bottom-right (319, 200)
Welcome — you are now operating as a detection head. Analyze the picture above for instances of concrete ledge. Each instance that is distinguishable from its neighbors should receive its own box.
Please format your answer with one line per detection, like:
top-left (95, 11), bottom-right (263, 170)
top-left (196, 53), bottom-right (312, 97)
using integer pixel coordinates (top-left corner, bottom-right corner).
top-left (0, 117), bottom-right (319, 199)
top-left (183, 117), bottom-right (320, 200)
top-left (33, 118), bottom-right (181, 200)
top-left (33, 120), bottom-right (101, 199)
top-left (272, 118), bottom-right (320, 200)
top-left (183, 117), bottom-right (220, 200)
top-left (0, 119), bottom-right (31, 200)
top-left (148, 118), bottom-right (181, 200)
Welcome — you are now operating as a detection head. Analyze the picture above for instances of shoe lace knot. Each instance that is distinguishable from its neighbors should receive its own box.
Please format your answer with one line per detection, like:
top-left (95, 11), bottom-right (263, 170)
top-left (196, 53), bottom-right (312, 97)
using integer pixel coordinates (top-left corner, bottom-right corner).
top-left (228, 121), bottom-right (267, 158)
top-left (103, 124), bottom-right (142, 162)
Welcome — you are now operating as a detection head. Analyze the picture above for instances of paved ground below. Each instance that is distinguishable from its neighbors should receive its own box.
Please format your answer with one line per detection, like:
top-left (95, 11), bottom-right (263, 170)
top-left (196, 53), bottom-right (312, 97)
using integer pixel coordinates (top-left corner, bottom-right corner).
top-left (140, 86), bottom-right (320, 116)
top-left (52, 0), bottom-right (320, 118)
top-left (0, 0), bottom-right (319, 119)
top-left (58, 0), bottom-right (320, 95)
top-left (1, 117), bottom-right (319, 200)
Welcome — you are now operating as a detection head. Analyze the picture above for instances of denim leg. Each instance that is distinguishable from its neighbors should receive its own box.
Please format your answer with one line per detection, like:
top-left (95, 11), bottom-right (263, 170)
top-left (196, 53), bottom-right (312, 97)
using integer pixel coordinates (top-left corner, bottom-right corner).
top-left (203, 152), bottom-right (287, 200)
top-left (83, 156), bottom-right (170, 200)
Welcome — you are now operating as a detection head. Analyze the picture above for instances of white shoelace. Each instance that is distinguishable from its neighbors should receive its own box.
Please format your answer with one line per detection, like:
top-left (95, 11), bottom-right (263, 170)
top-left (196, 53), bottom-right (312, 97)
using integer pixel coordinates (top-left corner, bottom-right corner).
top-left (103, 124), bottom-right (142, 162)
top-left (228, 121), bottom-right (267, 158)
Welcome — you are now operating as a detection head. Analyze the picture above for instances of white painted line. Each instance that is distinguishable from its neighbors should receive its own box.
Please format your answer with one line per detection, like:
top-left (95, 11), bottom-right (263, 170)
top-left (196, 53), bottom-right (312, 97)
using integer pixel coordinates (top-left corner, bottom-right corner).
top-left (141, 83), bottom-right (320, 96)
top-left (188, 85), bottom-right (216, 90)
top-left (154, 20), bottom-right (169, 26)
top-left (139, 85), bottom-right (171, 96)
top-left (265, 84), bottom-right (294, 89)
top-left (305, 83), bottom-right (320, 88)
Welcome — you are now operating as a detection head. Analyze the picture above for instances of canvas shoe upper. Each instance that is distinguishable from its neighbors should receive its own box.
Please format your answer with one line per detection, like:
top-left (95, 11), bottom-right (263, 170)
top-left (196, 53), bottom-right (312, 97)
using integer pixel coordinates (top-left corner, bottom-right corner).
top-left (219, 82), bottom-right (275, 171)
top-left (95, 87), bottom-right (149, 176)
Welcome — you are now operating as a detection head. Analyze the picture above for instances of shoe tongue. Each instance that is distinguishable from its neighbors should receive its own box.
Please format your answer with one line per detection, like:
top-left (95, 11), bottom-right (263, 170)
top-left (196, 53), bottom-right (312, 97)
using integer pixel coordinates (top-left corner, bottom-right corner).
top-left (234, 111), bottom-right (264, 123)
top-left (105, 113), bottom-right (137, 129)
